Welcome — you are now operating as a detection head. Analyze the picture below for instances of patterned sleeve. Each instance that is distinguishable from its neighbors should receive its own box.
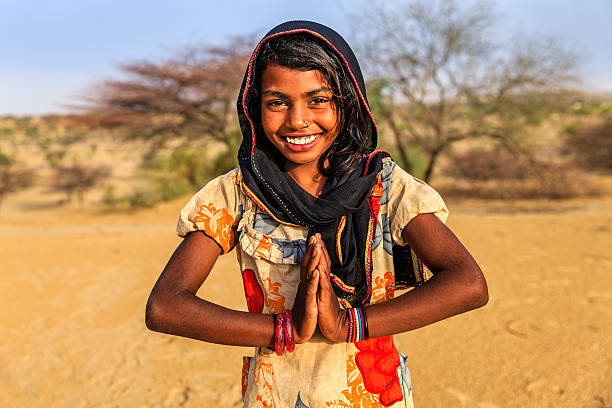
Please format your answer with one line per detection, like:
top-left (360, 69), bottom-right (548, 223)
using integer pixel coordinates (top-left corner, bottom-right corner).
top-left (387, 163), bottom-right (449, 246)
top-left (176, 168), bottom-right (243, 254)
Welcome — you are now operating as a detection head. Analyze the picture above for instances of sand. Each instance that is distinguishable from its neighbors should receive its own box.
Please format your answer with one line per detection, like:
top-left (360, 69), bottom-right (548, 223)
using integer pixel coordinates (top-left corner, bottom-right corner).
top-left (1, 191), bottom-right (611, 408)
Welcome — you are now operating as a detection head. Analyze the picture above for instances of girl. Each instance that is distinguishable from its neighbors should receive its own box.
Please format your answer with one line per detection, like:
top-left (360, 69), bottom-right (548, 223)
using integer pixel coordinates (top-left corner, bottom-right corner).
top-left (146, 21), bottom-right (488, 407)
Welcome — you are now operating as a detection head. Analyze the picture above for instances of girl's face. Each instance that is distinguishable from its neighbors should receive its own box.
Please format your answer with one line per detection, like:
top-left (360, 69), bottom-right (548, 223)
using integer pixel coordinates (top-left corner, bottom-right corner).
top-left (260, 64), bottom-right (340, 172)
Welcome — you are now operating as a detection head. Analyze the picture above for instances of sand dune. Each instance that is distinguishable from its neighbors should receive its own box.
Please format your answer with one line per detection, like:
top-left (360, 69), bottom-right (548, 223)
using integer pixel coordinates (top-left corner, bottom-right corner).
top-left (1, 193), bottom-right (611, 407)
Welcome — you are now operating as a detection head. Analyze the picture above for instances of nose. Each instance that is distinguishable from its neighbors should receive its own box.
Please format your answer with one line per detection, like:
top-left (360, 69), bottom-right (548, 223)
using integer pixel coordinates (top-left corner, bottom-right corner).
top-left (286, 104), bottom-right (309, 129)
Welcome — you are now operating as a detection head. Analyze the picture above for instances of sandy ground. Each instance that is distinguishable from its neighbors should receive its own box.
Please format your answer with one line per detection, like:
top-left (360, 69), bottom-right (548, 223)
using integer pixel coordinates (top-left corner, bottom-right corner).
top-left (1, 191), bottom-right (611, 408)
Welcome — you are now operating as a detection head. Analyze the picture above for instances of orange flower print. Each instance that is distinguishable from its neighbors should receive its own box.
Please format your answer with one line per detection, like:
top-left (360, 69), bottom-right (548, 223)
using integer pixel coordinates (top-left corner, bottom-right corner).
top-left (325, 351), bottom-right (383, 407)
top-left (262, 277), bottom-right (286, 314)
top-left (255, 235), bottom-right (272, 259)
top-left (255, 356), bottom-right (274, 408)
top-left (193, 202), bottom-right (236, 253)
top-left (371, 272), bottom-right (395, 304)
top-left (231, 171), bottom-right (243, 185)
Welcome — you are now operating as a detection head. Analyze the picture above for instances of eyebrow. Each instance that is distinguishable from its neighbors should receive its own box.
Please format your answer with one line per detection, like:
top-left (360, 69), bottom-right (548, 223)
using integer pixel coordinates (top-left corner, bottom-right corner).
top-left (261, 87), bottom-right (333, 98)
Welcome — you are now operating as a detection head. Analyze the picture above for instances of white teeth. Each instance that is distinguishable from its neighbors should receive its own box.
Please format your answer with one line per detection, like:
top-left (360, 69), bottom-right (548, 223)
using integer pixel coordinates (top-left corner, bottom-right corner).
top-left (286, 135), bottom-right (317, 145)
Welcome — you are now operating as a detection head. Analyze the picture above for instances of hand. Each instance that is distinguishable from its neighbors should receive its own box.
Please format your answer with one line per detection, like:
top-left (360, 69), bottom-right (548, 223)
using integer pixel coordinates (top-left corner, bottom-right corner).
top-left (291, 235), bottom-right (321, 344)
top-left (314, 234), bottom-right (348, 342)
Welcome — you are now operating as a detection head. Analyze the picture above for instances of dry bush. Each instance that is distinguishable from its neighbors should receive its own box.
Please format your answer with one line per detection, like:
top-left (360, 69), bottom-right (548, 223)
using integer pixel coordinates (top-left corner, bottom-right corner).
top-left (443, 148), bottom-right (534, 181)
top-left (0, 153), bottom-right (35, 213)
top-left (563, 116), bottom-right (612, 172)
top-left (436, 171), bottom-right (597, 199)
top-left (50, 163), bottom-right (111, 205)
top-left (438, 148), bottom-right (599, 199)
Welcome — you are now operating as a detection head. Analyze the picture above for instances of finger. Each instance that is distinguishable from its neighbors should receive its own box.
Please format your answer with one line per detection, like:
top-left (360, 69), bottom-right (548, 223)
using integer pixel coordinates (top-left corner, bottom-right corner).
top-left (304, 235), bottom-right (318, 259)
top-left (306, 269), bottom-right (319, 313)
top-left (318, 263), bottom-right (332, 290)
top-left (305, 246), bottom-right (321, 280)
top-left (303, 236), bottom-right (316, 261)
top-left (313, 233), bottom-right (331, 271)
top-left (306, 269), bottom-right (319, 295)
top-left (300, 238), bottom-right (316, 280)
top-left (316, 267), bottom-right (326, 302)
top-left (318, 241), bottom-right (332, 273)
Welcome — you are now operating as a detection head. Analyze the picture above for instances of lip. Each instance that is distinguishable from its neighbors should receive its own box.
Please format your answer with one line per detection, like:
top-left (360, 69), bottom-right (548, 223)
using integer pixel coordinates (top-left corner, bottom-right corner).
top-left (282, 133), bottom-right (320, 137)
top-left (282, 133), bottom-right (321, 152)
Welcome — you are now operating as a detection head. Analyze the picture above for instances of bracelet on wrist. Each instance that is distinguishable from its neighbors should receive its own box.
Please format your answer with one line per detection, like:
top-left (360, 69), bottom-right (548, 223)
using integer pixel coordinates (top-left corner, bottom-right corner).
top-left (274, 310), bottom-right (296, 355)
top-left (283, 310), bottom-right (295, 352)
top-left (346, 306), bottom-right (369, 343)
top-left (274, 313), bottom-right (285, 356)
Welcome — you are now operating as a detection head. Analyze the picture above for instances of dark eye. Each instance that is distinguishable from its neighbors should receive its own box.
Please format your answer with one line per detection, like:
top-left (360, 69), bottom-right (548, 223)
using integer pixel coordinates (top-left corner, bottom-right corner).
top-left (266, 100), bottom-right (286, 109)
top-left (310, 97), bottom-right (329, 105)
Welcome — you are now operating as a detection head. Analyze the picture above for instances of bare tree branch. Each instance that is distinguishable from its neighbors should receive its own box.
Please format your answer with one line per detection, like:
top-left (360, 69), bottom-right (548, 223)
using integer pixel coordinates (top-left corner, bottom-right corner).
top-left (350, 0), bottom-right (578, 181)
top-left (70, 36), bottom-right (255, 159)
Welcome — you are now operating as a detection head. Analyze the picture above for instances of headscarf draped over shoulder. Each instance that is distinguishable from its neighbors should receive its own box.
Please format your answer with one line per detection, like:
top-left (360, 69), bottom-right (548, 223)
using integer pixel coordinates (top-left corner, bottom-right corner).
top-left (236, 21), bottom-right (389, 306)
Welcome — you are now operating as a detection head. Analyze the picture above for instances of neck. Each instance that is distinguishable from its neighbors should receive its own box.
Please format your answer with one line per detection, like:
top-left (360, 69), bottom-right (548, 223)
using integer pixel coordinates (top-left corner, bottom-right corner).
top-left (285, 161), bottom-right (327, 197)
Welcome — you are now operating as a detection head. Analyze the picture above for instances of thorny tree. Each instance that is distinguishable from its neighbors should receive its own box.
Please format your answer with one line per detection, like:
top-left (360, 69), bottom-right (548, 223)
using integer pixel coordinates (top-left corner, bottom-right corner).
top-left (0, 148), bottom-right (34, 215)
top-left (50, 163), bottom-right (111, 209)
top-left (352, 0), bottom-right (577, 181)
top-left (75, 36), bottom-right (254, 161)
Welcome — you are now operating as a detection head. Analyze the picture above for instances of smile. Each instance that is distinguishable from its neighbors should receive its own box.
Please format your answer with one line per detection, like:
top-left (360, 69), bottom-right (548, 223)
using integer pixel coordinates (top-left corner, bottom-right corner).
top-left (282, 133), bottom-right (321, 151)
top-left (285, 134), bottom-right (318, 145)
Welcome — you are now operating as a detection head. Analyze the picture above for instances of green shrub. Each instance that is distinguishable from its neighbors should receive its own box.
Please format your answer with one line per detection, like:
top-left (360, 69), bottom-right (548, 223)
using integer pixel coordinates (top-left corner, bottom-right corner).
top-left (378, 143), bottom-right (427, 179)
top-left (102, 184), bottom-right (124, 210)
top-left (126, 183), bottom-right (160, 208)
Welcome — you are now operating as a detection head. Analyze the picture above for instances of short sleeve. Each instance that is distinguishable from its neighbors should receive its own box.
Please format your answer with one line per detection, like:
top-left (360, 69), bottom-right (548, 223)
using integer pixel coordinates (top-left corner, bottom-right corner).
top-left (387, 164), bottom-right (449, 246)
top-left (176, 168), bottom-right (242, 254)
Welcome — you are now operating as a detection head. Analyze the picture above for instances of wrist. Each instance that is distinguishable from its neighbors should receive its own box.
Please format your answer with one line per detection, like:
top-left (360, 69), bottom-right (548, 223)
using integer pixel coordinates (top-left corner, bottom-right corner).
top-left (289, 310), bottom-right (310, 345)
top-left (294, 332), bottom-right (308, 344)
top-left (273, 311), bottom-right (296, 355)
top-left (337, 309), bottom-right (350, 342)
top-left (293, 326), bottom-right (311, 344)
top-left (345, 306), bottom-right (369, 343)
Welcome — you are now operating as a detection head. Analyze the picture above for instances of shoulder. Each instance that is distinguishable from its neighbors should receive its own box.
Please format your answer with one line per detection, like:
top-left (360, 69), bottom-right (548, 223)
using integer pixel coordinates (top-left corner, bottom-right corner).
top-left (379, 159), bottom-right (449, 244)
top-left (183, 168), bottom-right (243, 206)
top-left (176, 168), bottom-right (245, 252)
top-left (199, 167), bottom-right (241, 191)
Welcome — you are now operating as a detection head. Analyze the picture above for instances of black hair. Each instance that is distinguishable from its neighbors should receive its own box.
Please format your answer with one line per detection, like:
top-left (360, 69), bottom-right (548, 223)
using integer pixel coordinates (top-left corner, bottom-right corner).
top-left (252, 33), bottom-right (373, 177)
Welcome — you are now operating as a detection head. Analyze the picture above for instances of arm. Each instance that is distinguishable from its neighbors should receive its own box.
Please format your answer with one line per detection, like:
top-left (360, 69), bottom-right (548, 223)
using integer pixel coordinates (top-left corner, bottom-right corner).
top-left (316, 213), bottom-right (489, 341)
top-left (365, 213), bottom-right (488, 337)
top-left (145, 231), bottom-right (321, 347)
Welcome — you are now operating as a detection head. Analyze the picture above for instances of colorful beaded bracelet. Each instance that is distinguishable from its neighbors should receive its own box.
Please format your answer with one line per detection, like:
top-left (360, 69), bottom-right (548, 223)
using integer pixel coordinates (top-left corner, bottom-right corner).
top-left (346, 306), bottom-right (369, 343)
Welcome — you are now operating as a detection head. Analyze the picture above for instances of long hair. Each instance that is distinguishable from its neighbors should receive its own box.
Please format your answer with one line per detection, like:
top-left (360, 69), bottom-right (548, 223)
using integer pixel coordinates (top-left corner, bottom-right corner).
top-left (252, 33), bottom-right (373, 176)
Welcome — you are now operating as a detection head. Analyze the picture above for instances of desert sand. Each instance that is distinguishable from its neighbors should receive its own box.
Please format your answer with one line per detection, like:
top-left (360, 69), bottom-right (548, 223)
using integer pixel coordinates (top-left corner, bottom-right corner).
top-left (1, 191), bottom-right (611, 408)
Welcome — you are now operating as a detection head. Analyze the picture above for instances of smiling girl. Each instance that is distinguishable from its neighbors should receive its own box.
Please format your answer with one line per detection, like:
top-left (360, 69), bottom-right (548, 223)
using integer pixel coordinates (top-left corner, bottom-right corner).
top-left (146, 21), bottom-right (488, 407)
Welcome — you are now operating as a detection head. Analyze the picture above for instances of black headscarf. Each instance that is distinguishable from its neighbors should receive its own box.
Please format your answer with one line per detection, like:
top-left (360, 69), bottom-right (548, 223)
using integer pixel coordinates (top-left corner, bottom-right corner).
top-left (237, 21), bottom-right (389, 306)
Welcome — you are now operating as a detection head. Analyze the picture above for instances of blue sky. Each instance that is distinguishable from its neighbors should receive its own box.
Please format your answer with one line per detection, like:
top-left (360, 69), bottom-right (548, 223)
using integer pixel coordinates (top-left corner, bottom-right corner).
top-left (1, 0), bottom-right (611, 115)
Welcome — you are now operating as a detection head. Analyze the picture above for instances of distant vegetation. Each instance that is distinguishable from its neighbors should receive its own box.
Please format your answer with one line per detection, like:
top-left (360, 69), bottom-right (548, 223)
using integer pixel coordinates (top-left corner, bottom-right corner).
top-left (1, 0), bottom-right (611, 212)
top-left (563, 114), bottom-right (612, 172)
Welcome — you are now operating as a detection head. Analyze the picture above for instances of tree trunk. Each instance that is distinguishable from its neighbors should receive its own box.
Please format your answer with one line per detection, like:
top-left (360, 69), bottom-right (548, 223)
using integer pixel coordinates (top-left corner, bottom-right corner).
top-left (388, 117), bottom-right (413, 172)
top-left (423, 148), bottom-right (442, 183)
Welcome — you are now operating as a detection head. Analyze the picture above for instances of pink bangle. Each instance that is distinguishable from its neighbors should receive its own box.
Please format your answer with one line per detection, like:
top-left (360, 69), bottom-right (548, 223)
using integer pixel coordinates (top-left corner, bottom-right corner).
top-left (283, 310), bottom-right (295, 352)
top-left (346, 308), bottom-right (354, 343)
top-left (274, 313), bottom-right (285, 356)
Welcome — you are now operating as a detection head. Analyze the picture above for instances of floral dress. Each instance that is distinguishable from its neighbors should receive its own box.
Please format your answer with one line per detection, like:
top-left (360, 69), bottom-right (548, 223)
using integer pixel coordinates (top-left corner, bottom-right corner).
top-left (176, 158), bottom-right (448, 407)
